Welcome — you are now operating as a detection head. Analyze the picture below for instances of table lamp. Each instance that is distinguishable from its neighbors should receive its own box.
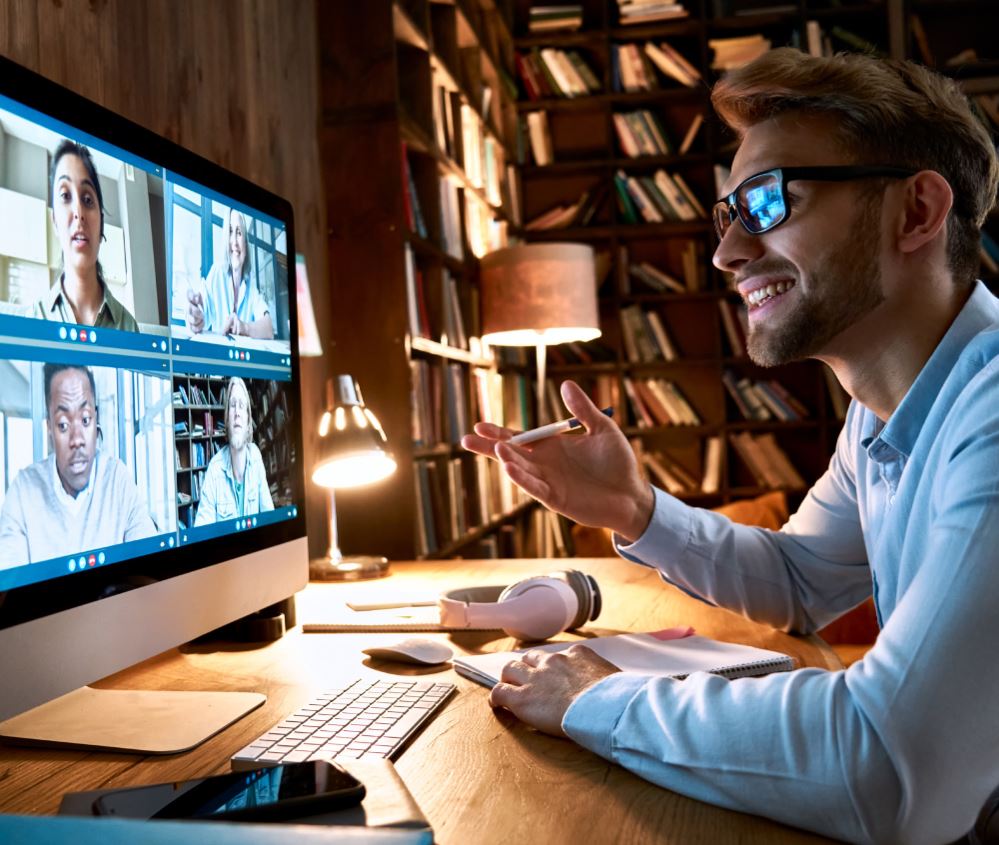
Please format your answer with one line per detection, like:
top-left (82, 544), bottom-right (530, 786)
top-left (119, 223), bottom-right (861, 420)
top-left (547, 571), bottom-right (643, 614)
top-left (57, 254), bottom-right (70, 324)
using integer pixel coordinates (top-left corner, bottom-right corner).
top-left (480, 242), bottom-right (600, 423)
top-left (309, 375), bottom-right (397, 581)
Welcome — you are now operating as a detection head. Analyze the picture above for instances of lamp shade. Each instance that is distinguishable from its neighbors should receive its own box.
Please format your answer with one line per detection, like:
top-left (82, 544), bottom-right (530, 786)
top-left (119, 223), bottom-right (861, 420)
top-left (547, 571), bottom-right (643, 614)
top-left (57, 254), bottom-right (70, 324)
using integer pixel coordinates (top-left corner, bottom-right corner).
top-left (312, 375), bottom-right (397, 489)
top-left (479, 243), bottom-right (601, 347)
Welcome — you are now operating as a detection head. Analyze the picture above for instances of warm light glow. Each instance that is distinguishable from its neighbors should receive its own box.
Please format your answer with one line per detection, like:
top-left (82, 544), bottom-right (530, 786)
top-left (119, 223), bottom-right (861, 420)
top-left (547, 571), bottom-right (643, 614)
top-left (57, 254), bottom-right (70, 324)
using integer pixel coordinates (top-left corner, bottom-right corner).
top-left (334, 406), bottom-right (346, 430)
top-left (481, 326), bottom-right (602, 347)
top-left (351, 405), bottom-right (368, 428)
top-left (318, 410), bottom-right (332, 437)
top-left (364, 408), bottom-right (387, 440)
top-left (311, 451), bottom-right (397, 489)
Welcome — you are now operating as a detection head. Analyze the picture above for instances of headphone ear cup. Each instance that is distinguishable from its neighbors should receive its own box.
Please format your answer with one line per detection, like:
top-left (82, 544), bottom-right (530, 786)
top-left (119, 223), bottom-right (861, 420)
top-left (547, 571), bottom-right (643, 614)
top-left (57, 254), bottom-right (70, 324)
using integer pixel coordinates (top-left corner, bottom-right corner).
top-left (555, 570), bottom-right (601, 629)
top-left (497, 576), bottom-right (576, 641)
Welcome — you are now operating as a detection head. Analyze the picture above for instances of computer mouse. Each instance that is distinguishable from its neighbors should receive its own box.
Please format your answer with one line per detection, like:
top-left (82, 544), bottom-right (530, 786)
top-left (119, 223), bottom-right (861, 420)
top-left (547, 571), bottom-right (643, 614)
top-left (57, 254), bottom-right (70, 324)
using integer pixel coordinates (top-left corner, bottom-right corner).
top-left (362, 637), bottom-right (454, 666)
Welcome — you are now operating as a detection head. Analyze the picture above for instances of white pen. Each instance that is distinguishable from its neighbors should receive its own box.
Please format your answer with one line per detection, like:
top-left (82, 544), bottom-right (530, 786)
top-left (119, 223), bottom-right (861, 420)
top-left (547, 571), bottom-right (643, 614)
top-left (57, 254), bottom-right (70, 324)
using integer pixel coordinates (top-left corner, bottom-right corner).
top-left (509, 407), bottom-right (614, 445)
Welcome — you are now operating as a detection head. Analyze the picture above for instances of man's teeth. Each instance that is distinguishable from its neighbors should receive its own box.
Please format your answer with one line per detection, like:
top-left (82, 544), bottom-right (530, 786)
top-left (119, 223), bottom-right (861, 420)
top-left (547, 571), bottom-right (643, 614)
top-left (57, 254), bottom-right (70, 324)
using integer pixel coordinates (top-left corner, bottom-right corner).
top-left (747, 280), bottom-right (794, 307)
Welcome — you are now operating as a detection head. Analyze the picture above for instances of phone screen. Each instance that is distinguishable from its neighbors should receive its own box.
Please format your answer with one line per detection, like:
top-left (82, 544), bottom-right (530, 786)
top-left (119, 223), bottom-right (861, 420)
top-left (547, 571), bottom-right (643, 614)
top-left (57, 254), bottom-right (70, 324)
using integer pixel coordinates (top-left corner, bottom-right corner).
top-left (93, 761), bottom-right (363, 820)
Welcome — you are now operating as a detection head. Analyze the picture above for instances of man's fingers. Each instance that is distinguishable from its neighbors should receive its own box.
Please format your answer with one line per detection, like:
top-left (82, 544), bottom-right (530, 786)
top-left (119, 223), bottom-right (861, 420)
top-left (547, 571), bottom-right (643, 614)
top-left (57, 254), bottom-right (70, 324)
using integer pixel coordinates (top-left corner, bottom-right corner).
top-left (499, 659), bottom-right (531, 684)
top-left (560, 380), bottom-right (614, 432)
top-left (489, 681), bottom-right (520, 710)
top-left (472, 421), bottom-right (512, 439)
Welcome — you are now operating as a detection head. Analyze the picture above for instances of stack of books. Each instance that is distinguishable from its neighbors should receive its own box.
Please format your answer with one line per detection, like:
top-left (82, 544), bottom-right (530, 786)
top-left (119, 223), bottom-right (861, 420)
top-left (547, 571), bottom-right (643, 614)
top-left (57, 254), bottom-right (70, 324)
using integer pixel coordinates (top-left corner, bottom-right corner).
top-left (613, 109), bottom-right (672, 158)
top-left (710, 34), bottom-right (771, 71)
top-left (616, 0), bottom-right (689, 25)
top-left (619, 304), bottom-right (679, 363)
top-left (624, 376), bottom-right (701, 427)
top-left (526, 183), bottom-right (607, 230)
top-left (729, 432), bottom-right (806, 490)
top-left (644, 41), bottom-right (702, 88)
top-left (529, 4), bottom-right (583, 32)
top-left (516, 48), bottom-right (601, 100)
top-left (614, 168), bottom-right (707, 223)
top-left (722, 371), bottom-right (809, 422)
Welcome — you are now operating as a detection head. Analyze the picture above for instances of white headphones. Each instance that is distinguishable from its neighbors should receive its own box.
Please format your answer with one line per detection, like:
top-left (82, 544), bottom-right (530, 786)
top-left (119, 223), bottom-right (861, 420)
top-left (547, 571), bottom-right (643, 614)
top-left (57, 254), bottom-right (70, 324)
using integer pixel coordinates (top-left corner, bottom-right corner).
top-left (438, 569), bottom-right (602, 641)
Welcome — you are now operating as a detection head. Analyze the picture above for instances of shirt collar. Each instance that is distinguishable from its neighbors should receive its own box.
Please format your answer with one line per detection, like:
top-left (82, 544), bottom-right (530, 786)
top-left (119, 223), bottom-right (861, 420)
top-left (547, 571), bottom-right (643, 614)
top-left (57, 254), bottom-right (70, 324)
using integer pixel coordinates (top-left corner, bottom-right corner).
top-left (877, 281), bottom-right (999, 458)
top-left (46, 276), bottom-right (120, 324)
top-left (50, 451), bottom-right (98, 510)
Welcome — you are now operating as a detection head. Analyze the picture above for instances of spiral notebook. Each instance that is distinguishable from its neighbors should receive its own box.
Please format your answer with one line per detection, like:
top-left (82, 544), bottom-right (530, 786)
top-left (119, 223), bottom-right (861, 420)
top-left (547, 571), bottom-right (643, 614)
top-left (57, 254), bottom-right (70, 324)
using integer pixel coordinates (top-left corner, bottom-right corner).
top-left (452, 631), bottom-right (795, 688)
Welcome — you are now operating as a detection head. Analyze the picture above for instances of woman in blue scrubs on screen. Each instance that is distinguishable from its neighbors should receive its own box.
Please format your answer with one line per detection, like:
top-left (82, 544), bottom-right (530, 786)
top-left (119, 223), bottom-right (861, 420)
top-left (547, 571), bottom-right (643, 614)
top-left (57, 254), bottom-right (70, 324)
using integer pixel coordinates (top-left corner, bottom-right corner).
top-left (35, 140), bottom-right (139, 332)
top-left (184, 207), bottom-right (274, 339)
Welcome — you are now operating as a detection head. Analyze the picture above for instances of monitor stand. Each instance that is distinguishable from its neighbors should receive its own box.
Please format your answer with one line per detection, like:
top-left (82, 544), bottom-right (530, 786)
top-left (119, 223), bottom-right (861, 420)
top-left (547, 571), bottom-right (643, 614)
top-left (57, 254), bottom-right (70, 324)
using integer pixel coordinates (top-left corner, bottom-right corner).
top-left (0, 687), bottom-right (265, 754)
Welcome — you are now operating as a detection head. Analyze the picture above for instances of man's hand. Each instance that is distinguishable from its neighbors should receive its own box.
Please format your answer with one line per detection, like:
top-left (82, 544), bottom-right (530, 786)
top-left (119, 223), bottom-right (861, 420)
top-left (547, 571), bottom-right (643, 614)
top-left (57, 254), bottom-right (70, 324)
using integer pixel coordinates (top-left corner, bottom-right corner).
top-left (461, 380), bottom-right (654, 541)
top-left (489, 644), bottom-right (620, 737)
top-left (186, 289), bottom-right (205, 334)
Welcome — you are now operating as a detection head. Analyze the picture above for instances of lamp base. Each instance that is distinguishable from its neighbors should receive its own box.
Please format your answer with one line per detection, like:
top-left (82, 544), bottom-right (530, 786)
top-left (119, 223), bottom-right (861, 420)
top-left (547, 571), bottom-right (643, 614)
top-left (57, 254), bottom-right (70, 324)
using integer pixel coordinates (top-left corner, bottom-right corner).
top-left (309, 555), bottom-right (390, 582)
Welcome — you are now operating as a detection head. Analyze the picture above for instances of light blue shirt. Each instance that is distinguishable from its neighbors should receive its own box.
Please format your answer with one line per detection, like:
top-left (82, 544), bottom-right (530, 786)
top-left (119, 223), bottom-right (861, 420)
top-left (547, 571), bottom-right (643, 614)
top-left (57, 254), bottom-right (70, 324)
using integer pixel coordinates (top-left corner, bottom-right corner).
top-left (194, 443), bottom-right (274, 526)
top-left (201, 261), bottom-right (271, 336)
top-left (564, 282), bottom-right (999, 843)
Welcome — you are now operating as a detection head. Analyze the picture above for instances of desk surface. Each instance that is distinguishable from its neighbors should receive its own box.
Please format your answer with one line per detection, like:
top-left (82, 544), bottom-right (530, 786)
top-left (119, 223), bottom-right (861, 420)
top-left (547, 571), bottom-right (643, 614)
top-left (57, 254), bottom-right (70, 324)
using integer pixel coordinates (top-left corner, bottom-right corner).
top-left (0, 558), bottom-right (841, 843)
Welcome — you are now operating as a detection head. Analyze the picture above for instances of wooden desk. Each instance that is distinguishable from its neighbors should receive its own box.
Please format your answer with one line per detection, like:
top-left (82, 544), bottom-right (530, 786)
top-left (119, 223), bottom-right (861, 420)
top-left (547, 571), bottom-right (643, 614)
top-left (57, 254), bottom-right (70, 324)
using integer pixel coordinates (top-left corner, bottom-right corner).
top-left (0, 558), bottom-right (841, 843)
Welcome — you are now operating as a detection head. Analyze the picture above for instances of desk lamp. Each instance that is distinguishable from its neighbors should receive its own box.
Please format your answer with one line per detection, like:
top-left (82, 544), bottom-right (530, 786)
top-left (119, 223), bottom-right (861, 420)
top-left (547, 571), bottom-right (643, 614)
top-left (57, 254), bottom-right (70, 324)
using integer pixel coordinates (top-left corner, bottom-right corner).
top-left (309, 375), bottom-right (397, 581)
top-left (480, 243), bottom-right (600, 423)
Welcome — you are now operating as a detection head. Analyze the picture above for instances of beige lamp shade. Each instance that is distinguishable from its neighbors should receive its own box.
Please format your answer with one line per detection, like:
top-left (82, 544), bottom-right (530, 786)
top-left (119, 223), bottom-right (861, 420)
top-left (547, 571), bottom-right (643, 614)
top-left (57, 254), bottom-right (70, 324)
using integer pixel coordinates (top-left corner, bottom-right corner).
top-left (480, 243), bottom-right (601, 346)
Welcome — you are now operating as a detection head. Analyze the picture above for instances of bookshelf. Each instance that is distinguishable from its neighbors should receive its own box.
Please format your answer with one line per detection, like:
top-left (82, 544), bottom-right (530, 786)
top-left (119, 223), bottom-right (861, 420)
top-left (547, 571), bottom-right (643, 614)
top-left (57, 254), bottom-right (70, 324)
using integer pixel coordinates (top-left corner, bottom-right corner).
top-left (512, 0), bottom-right (899, 506)
top-left (172, 374), bottom-right (227, 529)
top-left (319, 0), bottom-right (557, 561)
top-left (317, 0), bottom-right (998, 559)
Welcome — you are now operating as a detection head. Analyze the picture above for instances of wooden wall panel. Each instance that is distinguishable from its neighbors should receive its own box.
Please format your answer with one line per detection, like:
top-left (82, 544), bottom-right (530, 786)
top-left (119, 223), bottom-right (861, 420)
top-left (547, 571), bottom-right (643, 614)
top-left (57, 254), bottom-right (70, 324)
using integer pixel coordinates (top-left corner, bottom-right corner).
top-left (0, 0), bottom-right (334, 559)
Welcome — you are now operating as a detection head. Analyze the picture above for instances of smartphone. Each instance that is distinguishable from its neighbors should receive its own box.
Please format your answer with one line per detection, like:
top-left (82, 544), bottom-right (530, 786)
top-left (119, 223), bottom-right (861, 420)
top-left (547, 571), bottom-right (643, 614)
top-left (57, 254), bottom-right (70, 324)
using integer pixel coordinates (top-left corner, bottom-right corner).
top-left (92, 760), bottom-right (365, 822)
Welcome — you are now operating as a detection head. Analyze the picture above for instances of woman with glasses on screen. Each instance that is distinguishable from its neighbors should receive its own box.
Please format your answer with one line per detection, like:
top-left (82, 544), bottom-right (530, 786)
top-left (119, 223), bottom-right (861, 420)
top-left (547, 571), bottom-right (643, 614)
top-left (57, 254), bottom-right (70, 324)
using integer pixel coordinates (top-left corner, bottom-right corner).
top-left (184, 207), bottom-right (274, 339)
top-left (34, 140), bottom-right (139, 332)
top-left (194, 377), bottom-right (274, 527)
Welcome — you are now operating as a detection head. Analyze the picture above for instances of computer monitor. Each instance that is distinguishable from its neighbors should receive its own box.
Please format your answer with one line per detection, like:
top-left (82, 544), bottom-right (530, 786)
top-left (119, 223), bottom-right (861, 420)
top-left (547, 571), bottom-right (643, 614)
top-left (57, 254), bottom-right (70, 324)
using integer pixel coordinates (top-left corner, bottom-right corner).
top-left (0, 56), bottom-right (308, 752)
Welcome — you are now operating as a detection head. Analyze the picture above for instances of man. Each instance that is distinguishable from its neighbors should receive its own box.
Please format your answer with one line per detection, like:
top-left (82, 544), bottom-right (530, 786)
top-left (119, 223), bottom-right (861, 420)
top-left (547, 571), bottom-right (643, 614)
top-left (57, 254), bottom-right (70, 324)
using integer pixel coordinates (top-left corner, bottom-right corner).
top-left (463, 48), bottom-right (999, 843)
top-left (194, 376), bottom-right (273, 525)
top-left (0, 363), bottom-right (156, 567)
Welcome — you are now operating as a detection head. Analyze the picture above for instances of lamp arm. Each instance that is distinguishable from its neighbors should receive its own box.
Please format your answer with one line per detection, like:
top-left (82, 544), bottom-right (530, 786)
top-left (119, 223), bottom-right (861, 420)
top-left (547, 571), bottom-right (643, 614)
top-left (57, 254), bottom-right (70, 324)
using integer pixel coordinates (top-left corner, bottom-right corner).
top-left (536, 342), bottom-right (547, 425)
top-left (327, 489), bottom-right (343, 563)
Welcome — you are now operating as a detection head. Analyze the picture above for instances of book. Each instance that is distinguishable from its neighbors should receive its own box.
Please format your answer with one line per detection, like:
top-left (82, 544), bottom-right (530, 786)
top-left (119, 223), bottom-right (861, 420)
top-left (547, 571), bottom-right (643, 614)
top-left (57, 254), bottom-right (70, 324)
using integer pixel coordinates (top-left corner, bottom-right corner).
top-left (702, 435), bottom-right (723, 494)
top-left (453, 631), bottom-right (794, 688)
top-left (678, 112), bottom-right (704, 155)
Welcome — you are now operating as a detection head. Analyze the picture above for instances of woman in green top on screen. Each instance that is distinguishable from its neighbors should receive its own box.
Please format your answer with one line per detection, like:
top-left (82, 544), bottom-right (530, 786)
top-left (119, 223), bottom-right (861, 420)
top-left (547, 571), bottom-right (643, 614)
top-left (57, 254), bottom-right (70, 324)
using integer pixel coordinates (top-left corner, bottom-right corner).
top-left (34, 139), bottom-right (139, 332)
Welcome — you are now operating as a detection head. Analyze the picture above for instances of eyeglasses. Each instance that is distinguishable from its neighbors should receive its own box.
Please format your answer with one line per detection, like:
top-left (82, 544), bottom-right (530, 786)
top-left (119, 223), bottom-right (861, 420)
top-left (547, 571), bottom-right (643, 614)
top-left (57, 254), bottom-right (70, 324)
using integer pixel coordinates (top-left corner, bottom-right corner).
top-left (712, 165), bottom-right (917, 239)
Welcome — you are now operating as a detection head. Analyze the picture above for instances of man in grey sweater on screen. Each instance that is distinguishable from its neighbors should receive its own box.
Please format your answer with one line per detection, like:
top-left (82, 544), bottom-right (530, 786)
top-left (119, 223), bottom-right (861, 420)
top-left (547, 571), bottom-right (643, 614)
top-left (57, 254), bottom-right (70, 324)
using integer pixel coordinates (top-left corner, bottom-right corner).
top-left (464, 48), bottom-right (999, 843)
top-left (0, 362), bottom-right (156, 568)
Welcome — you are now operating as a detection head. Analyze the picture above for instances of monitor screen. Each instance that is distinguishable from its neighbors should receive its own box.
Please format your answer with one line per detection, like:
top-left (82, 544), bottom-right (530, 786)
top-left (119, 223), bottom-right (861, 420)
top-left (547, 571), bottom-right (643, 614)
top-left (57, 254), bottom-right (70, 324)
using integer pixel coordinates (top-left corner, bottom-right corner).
top-left (0, 56), bottom-right (308, 727)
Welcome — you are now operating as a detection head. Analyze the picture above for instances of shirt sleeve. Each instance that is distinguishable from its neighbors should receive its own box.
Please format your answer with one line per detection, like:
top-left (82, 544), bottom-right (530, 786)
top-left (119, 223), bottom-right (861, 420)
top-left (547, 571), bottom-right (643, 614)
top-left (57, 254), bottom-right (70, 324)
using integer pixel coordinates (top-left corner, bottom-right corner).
top-left (616, 409), bottom-right (872, 634)
top-left (194, 461), bottom-right (220, 526)
top-left (121, 471), bottom-right (157, 541)
top-left (566, 377), bottom-right (999, 843)
top-left (259, 461), bottom-right (274, 512)
top-left (0, 477), bottom-right (30, 569)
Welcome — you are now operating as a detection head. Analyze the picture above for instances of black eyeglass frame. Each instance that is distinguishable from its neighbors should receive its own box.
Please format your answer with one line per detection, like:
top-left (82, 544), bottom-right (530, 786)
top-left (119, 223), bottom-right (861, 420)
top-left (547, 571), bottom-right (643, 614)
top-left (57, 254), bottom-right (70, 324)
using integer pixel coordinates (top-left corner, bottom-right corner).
top-left (713, 165), bottom-right (918, 239)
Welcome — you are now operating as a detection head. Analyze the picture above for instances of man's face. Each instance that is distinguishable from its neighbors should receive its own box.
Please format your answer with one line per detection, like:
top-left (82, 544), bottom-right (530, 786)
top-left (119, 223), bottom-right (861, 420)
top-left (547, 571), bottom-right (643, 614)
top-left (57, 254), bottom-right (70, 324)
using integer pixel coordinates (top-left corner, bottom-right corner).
top-left (48, 368), bottom-right (98, 496)
top-left (713, 113), bottom-right (886, 366)
top-left (227, 382), bottom-right (249, 450)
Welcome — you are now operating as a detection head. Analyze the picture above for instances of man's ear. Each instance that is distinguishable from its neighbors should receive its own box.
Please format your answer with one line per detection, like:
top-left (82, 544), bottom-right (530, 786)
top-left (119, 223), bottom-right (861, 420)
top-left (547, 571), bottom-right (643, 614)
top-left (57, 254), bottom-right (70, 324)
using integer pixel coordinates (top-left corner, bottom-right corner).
top-left (894, 170), bottom-right (952, 255)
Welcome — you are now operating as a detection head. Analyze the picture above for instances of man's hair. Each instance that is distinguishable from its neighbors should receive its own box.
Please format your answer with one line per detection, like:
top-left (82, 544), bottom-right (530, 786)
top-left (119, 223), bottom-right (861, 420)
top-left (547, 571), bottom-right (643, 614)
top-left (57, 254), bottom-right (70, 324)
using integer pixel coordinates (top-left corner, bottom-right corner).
top-left (49, 139), bottom-right (108, 287)
top-left (224, 376), bottom-right (253, 443)
top-left (43, 362), bottom-right (97, 413)
top-left (711, 48), bottom-right (999, 286)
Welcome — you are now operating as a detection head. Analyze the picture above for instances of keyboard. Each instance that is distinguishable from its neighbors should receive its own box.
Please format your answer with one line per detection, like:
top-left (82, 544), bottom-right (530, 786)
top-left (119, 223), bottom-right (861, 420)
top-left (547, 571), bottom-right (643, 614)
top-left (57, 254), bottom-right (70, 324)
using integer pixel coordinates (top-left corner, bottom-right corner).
top-left (231, 677), bottom-right (456, 771)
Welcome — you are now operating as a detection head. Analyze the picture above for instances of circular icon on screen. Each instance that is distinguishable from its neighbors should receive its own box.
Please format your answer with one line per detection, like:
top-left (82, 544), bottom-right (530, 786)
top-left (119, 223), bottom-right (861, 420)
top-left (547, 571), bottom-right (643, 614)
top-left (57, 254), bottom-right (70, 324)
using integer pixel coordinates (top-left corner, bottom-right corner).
top-left (69, 328), bottom-right (78, 341)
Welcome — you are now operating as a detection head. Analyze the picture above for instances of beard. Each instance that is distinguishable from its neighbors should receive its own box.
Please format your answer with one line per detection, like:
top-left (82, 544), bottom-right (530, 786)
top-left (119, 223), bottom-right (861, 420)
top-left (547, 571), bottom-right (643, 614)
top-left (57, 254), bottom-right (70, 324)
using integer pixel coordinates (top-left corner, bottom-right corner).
top-left (745, 199), bottom-right (885, 367)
